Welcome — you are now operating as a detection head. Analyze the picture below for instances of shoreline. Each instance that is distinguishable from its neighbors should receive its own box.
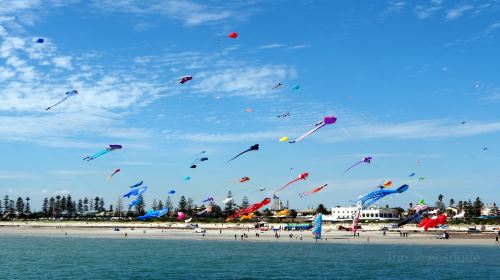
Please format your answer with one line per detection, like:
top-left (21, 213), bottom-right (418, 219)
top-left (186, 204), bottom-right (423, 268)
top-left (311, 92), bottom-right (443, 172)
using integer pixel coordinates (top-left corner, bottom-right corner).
top-left (1, 221), bottom-right (498, 247)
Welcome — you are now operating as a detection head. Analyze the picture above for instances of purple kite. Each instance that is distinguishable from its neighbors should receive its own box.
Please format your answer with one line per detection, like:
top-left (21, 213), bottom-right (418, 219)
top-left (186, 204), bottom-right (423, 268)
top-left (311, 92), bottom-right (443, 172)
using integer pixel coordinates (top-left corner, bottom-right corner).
top-left (179, 76), bottom-right (192, 84)
top-left (227, 144), bottom-right (259, 163)
top-left (343, 156), bottom-right (372, 174)
top-left (289, 116), bottom-right (337, 143)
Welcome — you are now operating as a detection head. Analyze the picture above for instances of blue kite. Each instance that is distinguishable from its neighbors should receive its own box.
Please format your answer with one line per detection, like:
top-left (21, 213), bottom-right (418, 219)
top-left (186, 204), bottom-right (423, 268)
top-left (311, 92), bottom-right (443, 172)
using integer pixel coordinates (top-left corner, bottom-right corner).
top-left (138, 207), bottom-right (169, 220)
top-left (123, 186), bottom-right (148, 198)
top-left (45, 90), bottom-right (78, 110)
top-left (83, 144), bottom-right (122, 161)
top-left (168, 189), bottom-right (176, 195)
top-left (130, 181), bottom-right (143, 188)
top-left (128, 196), bottom-right (143, 208)
top-left (312, 214), bottom-right (322, 240)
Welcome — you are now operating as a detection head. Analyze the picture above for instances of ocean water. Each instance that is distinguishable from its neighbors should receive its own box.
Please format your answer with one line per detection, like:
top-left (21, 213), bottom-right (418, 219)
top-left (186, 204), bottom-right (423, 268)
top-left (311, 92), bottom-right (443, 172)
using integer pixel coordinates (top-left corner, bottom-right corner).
top-left (0, 236), bottom-right (498, 279)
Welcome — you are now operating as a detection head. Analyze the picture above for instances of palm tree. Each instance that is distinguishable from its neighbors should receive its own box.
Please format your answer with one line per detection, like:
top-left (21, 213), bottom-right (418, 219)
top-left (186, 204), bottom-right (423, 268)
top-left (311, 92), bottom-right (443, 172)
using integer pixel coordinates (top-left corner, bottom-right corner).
top-left (449, 198), bottom-right (455, 208)
top-left (438, 194), bottom-right (443, 202)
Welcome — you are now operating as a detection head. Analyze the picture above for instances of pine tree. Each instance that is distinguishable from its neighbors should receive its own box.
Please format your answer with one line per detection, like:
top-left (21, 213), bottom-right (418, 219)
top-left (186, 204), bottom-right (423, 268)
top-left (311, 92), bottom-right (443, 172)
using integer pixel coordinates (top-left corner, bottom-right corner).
top-left (151, 199), bottom-right (158, 210)
top-left (61, 196), bottom-right (67, 212)
top-left (83, 197), bottom-right (89, 212)
top-left (8, 200), bottom-right (15, 215)
top-left (135, 196), bottom-right (146, 215)
top-left (177, 196), bottom-right (187, 212)
top-left (157, 200), bottom-right (164, 210)
top-left (241, 196), bottom-right (250, 209)
top-left (223, 191), bottom-right (235, 217)
top-left (165, 197), bottom-right (173, 214)
top-left (109, 205), bottom-right (113, 212)
top-left (15, 197), bottom-right (24, 214)
top-left (66, 195), bottom-right (73, 215)
top-left (449, 198), bottom-right (455, 208)
top-left (3, 195), bottom-right (10, 214)
top-left (94, 197), bottom-right (100, 211)
top-left (473, 197), bottom-right (483, 217)
top-left (55, 195), bottom-right (61, 217)
top-left (77, 199), bottom-right (83, 214)
top-left (49, 197), bottom-right (55, 217)
top-left (115, 197), bottom-right (123, 217)
top-left (187, 198), bottom-right (194, 215)
top-left (316, 203), bottom-right (329, 214)
top-left (25, 197), bottom-right (31, 214)
top-left (42, 198), bottom-right (49, 216)
top-left (99, 197), bottom-right (105, 212)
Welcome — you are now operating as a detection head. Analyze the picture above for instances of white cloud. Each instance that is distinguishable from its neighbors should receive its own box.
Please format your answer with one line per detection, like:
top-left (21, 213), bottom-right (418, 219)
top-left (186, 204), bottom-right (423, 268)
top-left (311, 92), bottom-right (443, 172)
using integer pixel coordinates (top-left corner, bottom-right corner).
top-left (258, 44), bottom-right (286, 49)
top-left (446, 5), bottom-right (473, 21)
top-left (52, 56), bottom-right (72, 69)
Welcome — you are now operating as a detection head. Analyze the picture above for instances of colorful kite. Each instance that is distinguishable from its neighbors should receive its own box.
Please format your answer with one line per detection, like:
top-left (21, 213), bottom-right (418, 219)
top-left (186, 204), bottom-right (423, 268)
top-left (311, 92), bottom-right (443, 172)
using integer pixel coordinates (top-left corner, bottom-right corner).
top-left (184, 176), bottom-right (191, 181)
top-left (128, 196), bottom-right (142, 208)
top-left (289, 116), bottom-right (337, 143)
top-left (168, 189), bottom-right (176, 195)
top-left (343, 156), bottom-right (372, 174)
top-left (279, 137), bottom-right (289, 142)
top-left (45, 90), bottom-right (78, 110)
top-left (277, 113), bottom-right (291, 118)
top-left (130, 181), bottom-right (143, 188)
top-left (227, 144), bottom-right (259, 163)
top-left (202, 197), bottom-right (214, 203)
top-left (351, 184), bottom-right (409, 234)
top-left (179, 75), bottom-right (192, 84)
top-left (107, 169), bottom-right (121, 180)
top-left (275, 172), bottom-right (309, 193)
top-left (276, 209), bottom-right (289, 217)
top-left (123, 186), bottom-right (148, 198)
top-left (299, 184), bottom-right (327, 197)
top-left (35, 38), bottom-right (44, 43)
top-left (83, 144), bottom-right (122, 161)
top-left (397, 200), bottom-right (428, 227)
top-left (228, 32), bottom-right (238, 39)
top-left (177, 212), bottom-right (186, 220)
top-left (418, 214), bottom-right (446, 231)
top-left (222, 197), bottom-right (233, 204)
top-left (312, 214), bottom-right (323, 240)
top-left (240, 213), bottom-right (254, 221)
top-left (239, 177), bottom-right (250, 183)
top-left (138, 208), bottom-right (169, 220)
top-left (190, 157), bottom-right (208, 168)
top-left (376, 180), bottom-right (392, 189)
top-left (225, 197), bottom-right (271, 222)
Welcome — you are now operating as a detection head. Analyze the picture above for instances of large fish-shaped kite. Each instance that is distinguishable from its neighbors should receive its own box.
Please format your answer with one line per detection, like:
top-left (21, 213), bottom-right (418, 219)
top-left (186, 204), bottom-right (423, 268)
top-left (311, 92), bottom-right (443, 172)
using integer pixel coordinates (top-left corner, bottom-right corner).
top-left (45, 90), bottom-right (78, 110)
top-left (83, 145), bottom-right (122, 161)
top-left (138, 207), bottom-right (169, 220)
top-left (179, 75), bottom-right (192, 84)
top-left (343, 156), bottom-right (372, 174)
top-left (289, 116), bottom-right (337, 143)
top-left (299, 184), bottom-right (327, 197)
top-left (275, 172), bottom-right (309, 194)
top-left (128, 196), bottom-right (143, 208)
top-left (225, 197), bottom-right (271, 222)
top-left (227, 144), bottom-right (259, 163)
top-left (190, 157), bottom-right (208, 168)
top-left (129, 181), bottom-right (143, 188)
top-left (168, 189), bottom-right (176, 195)
top-left (123, 186), bottom-right (148, 198)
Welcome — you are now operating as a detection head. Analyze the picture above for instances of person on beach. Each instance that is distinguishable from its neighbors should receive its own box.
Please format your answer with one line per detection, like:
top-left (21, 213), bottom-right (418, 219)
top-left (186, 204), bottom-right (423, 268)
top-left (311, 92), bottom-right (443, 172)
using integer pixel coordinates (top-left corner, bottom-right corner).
top-left (235, 234), bottom-right (237, 240)
top-left (220, 229), bottom-right (222, 235)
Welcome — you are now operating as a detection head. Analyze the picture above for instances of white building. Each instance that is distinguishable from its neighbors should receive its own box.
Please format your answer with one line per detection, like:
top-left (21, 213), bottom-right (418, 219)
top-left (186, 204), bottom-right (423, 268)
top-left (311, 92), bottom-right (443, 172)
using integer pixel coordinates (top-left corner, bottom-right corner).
top-left (330, 206), bottom-right (399, 221)
top-left (271, 195), bottom-right (283, 211)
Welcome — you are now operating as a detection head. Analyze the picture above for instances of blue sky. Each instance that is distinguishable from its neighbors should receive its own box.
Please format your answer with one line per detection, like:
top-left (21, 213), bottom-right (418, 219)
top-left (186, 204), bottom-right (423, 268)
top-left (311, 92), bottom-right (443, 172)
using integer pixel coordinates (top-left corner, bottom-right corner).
top-left (1, 0), bottom-right (499, 210)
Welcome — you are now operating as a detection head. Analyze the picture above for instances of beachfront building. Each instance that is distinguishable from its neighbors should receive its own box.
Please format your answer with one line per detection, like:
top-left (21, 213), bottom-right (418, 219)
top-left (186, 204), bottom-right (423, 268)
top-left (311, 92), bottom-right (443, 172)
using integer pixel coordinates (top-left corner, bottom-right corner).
top-left (296, 208), bottom-right (315, 218)
top-left (330, 205), bottom-right (399, 221)
top-left (481, 204), bottom-right (500, 217)
top-left (271, 195), bottom-right (283, 211)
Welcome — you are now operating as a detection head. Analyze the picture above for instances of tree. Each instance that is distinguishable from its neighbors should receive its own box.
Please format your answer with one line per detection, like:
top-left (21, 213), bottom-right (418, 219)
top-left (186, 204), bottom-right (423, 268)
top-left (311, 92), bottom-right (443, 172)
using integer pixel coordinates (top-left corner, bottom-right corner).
top-left (115, 197), bottom-right (123, 217)
top-left (157, 200), bottom-right (164, 210)
top-left (223, 191), bottom-right (235, 217)
top-left (473, 197), bottom-right (483, 217)
top-left (177, 196), bottom-right (187, 212)
top-left (464, 200), bottom-right (475, 221)
top-left (263, 208), bottom-right (272, 217)
top-left (61, 196), bottom-right (67, 212)
top-left (66, 195), bottom-right (74, 216)
top-left (457, 200), bottom-right (463, 213)
top-left (3, 195), bottom-right (10, 214)
top-left (135, 196), bottom-right (146, 215)
top-left (408, 202), bottom-right (413, 209)
top-left (55, 195), bottom-right (61, 217)
top-left (77, 199), bottom-right (83, 214)
top-left (9, 200), bottom-right (15, 215)
top-left (211, 203), bottom-right (223, 218)
top-left (449, 198), bottom-right (455, 208)
top-left (151, 199), bottom-right (158, 211)
top-left (186, 198), bottom-right (194, 215)
top-left (99, 198), bottom-right (105, 212)
top-left (83, 197), bottom-right (89, 212)
top-left (15, 197), bottom-right (24, 214)
top-left (49, 197), bottom-right (55, 217)
top-left (108, 205), bottom-right (114, 212)
top-left (165, 197), bottom-right (173, 216)
top-left (316, 204), bottom-right (329, 215)
top-left (241, 196), bottom-right (250, 209)
top-left (289, 209), bottom-right (298, 218)
top-left (94, 197), bottom-right (100, 211)
top-left (438, 194), bottom-right (444, 202)
top-left (42, 198), bottom-right (49, 216)
top-left (25, 197), bottom-right (31, 214)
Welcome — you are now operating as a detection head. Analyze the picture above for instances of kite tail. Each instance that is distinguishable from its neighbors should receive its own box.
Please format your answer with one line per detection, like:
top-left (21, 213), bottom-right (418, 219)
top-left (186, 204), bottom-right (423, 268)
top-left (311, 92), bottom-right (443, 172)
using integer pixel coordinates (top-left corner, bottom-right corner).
top-left (226, 149), bottom-right (250, 163)
top-left (289, 123), bottom-right (326, 143)
top-left (342, 161), bottom-right (362, 174)
top-left (275, 178), bottom-right (300, 194)
top-left (86, 149), bottom-right (109, 161)
top-left (45, 97), bottom-right (68, 111)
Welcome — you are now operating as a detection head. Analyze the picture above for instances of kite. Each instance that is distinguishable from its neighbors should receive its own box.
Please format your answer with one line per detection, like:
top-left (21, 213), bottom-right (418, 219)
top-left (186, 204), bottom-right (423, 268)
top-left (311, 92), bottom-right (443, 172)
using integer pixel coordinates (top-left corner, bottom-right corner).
top-left (227, 144), bottom-right (259, 163)
top-left (351, 184), bottom-right (409, 234)
top-left (279, 137), bottom-right (289, 142)
top-left (343, 156), bottom-right (372, 174)
top-left (184, 176), bottom-right (191, 181)
top-left (130, 181), bottom-right (143, 188)
top-left (239, 177), bottom-right (250, 183)
top-left (398, 200), bottom-right (428, 227)
top-left (291, 85), bottom-right (300, 90)
top-left (289, 116), bottom-right (337, 143)
top-left (299, 184), bottom-right (327, 197)
top-left (418, 214), bottom-right (446, 231)
top-left (45, 90), bottom-right (78, 110)
top-left (240, 213), bottom-right (254, 221)
top-left (272, 82), bottom-right (282, 89)
top-left (409, 177), bottom-right (425, 183)
top-left (276, 209), bottom-right (289, 217)
top-left (258, 188), bottom-right (266, 192)
top-left (461, 121), bottom-right (467, 125)
top-left (190, 157), bottom-right (208, 168)
top-left (275, 172), bottom-right (309, 193)
top-left (228, 32), bottom-right (238, 39)
top-left (225, 197), bottom-right (271, 222)
top-left (128, 196), bottom-right (142, 208)
top-left (408, 172), bottom-right (416, 177)
top-left (222, 197), bottom-right (233, 204)
top-left (196, 205), bottom-right (213, 216)
top-left (177, 212), bottom-right (186, 220)
top-left (168, 189), bottom-right (175, 195)
top-left (138, 207), bottom-right (169, 220)
top-left (123, 186), bottom-right (148, 198)
top-left (35, 38), bottom-right (44, 43)
top-left (107, 169), bottom-right (120, 180)
top-left (312, 214), bottom-right (323, 240)
top-left (195, 151), bottom-right (206, 155)
top-left (185, 218), bottom-right (193, 223)
top-left (83, 144), bottom-right (122, 161)
top-left (483, 147), bottom-right (488, 151)
top-left (202, 197), bottom-right (214, 203)
top-left (179, 75), bottom-right (192, 84)
top-left (376, 180), bottom-right (392, 189)
top-left (277, 113), bottom-right (291, 118)
top-left (245, 108), bottom-right (253, 113)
